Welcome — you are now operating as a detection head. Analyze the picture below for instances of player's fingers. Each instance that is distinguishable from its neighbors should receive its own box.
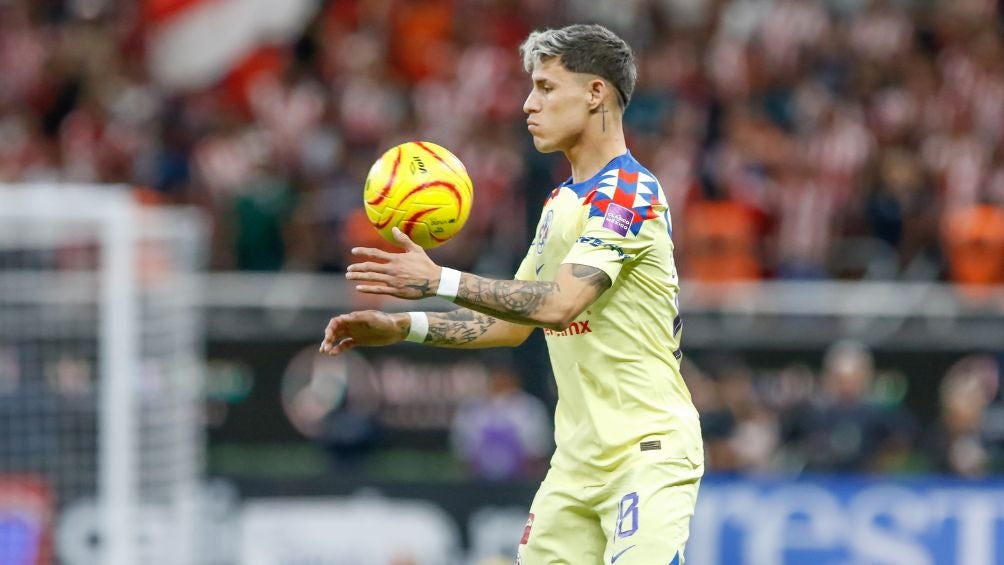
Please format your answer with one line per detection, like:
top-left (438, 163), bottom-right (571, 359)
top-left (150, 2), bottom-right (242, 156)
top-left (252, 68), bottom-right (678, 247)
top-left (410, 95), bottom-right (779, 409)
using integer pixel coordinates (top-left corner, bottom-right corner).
top-left (346, 271), bottom-right (395, 284)
top-left (327, 337), bottom-right (356, 356)
top-left (392, 227), bottom-right (423, 252)
top-left (351, 247), bottom-right (394, 261)
top-left (354, 284), bottom-right (399, 296)
top-left (320, 317), bottom-right (344, 352)
top-left (346, 261), bottom-right (394, 274)
top-left (321, 317), bottom-right (337, 342)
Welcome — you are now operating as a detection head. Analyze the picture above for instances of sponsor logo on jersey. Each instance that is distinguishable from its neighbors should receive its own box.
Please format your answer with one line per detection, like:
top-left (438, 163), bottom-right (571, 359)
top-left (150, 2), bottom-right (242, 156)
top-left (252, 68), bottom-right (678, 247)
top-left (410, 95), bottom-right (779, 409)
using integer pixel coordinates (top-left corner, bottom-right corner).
top-left (543, 320), bottom-right (592, 337)
top-left (602, 202), bottom-right (634, 236)
top-left (611, 544), bottom-right (636, 563)
top-left (576, 236), bottom-right (631, 262)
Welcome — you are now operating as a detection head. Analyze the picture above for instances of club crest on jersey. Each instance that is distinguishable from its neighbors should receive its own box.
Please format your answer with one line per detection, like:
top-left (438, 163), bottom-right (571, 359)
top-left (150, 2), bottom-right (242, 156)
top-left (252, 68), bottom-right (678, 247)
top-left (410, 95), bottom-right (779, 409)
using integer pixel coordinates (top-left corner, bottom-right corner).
top-left (602, 203), bottom-right (634, 236)
top-left (536, 210), bottom-right (554, 254)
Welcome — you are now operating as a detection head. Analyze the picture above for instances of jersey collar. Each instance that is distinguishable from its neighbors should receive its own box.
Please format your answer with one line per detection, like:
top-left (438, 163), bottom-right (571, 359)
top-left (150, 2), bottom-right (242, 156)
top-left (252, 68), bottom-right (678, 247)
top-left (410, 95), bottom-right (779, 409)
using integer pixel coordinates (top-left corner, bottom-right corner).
top-left (560, 150), bottom-right (633, 199)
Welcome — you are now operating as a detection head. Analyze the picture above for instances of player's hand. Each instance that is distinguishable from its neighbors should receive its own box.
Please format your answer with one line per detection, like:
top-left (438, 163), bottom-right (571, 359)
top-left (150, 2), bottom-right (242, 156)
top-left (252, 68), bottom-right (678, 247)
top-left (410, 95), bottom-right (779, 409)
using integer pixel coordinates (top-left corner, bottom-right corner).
top-left (346, 227), bottom-right (443, 300)
top-left (319, 310), bottom-right (407, 355)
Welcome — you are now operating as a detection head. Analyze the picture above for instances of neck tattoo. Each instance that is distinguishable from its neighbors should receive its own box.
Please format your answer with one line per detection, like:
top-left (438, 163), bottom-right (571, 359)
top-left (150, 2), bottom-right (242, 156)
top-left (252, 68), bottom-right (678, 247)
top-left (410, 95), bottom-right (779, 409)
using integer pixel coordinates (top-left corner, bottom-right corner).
top-left (600, 105), bottom-right (608, 132)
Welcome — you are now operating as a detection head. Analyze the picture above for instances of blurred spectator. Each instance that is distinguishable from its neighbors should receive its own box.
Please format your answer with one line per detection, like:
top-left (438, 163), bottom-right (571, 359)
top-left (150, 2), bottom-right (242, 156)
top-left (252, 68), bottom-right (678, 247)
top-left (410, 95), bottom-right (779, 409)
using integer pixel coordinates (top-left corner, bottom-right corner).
top-left (230, 171), bottom-right (298, 271)
top-left (928, 355), bottom-right (1001, 476)
top-left (683, 354), bottom-right (785, 473)
top-left (681, 199), bottom-right (761, 281)
top-left (788, 340), bottom-right (917, 473)
top-left (450, 365), bottom-right (552, 481)
top-left (772, 158), bottom-right (839, 279)
top-left (861, 147), bottom-right (941, 279)
top-left (680, 357), bottom-right (736, 471)
top-left (942, 203), bottom-right (1004, 294)
top-left (704, 355), bottom-right (780, 472)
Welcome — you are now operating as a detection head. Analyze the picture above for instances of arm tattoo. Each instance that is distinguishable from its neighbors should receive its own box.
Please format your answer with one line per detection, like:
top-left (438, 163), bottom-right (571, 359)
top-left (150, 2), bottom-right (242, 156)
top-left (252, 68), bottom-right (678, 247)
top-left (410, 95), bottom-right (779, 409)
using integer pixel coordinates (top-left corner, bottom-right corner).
top-left (448, 266), bottom-right (609, 327)
top-left (455, 276), bottom-right (559, 324)
top-left (426, 308), bottom-right (498, 346)
top-left (571, 264), bottom-right (612, 291)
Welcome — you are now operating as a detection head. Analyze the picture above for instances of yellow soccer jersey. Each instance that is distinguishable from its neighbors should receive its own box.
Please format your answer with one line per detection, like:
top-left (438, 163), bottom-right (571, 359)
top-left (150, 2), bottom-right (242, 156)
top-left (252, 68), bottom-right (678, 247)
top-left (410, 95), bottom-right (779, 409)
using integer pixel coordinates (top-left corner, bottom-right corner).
top-left (515, 151), bottom-right (703, 480)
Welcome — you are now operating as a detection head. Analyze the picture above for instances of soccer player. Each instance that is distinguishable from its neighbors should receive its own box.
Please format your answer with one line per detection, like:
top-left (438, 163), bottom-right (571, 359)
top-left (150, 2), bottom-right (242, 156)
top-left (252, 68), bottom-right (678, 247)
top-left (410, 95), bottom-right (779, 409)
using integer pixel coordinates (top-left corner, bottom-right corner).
top-left (320, 24), bottom-right (703, 565)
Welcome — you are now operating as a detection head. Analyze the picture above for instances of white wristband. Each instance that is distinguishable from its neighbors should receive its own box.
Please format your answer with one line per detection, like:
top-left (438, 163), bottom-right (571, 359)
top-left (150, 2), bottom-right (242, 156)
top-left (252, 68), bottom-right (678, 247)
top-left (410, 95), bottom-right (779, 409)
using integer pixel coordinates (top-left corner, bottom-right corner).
top-left (405, 312), bottom-right (429, 343)
top-left (436, 267), bottom-right (462, 302)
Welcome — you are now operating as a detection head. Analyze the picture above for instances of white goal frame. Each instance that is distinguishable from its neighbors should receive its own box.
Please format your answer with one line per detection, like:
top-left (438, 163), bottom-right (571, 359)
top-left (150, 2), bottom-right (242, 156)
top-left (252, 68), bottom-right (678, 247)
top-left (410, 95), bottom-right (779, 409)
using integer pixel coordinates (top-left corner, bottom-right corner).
top-left (0, 185), bottom-right (205, 565)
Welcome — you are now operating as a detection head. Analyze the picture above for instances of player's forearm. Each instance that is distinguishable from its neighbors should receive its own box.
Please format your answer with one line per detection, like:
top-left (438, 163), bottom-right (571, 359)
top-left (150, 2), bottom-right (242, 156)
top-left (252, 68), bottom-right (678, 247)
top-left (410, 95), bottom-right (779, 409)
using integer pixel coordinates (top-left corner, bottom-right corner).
top-left (451, 273), bottom-right (570, 330)
top-left (396, 308), bottom-right (528, 348)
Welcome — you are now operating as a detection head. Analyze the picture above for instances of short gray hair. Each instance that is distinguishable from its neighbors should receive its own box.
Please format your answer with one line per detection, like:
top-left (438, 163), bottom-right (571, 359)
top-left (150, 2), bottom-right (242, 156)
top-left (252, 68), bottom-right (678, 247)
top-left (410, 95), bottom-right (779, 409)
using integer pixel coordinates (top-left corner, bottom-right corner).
top-left (519, 24), bottom-right (637, 109)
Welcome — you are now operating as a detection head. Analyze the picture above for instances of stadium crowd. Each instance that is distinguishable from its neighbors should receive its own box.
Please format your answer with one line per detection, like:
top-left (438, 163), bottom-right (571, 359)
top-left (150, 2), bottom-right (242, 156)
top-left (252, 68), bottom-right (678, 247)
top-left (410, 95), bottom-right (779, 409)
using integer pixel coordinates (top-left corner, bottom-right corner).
top-left (685, 345), bottom-right (1004, 477)
top-left (2, 0), bottom-right (1003, 477)
top-left (2, 0), bottom-right (1004, 283)
top-left (446, 343), bottom-right (1004, 479)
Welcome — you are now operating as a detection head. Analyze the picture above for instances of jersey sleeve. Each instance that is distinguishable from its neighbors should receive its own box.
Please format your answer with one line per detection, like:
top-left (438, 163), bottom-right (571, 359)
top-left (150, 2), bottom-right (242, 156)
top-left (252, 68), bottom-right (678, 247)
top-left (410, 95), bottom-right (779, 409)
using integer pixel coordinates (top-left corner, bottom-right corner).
top-left (560, 190), bottom-right (667, 284)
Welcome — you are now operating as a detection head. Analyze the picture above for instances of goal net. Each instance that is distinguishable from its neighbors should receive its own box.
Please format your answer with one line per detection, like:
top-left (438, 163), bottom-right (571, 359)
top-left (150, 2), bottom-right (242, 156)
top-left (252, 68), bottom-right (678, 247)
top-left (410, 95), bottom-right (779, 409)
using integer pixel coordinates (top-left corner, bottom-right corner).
top-left (0, 185), bottom-right (206, 565)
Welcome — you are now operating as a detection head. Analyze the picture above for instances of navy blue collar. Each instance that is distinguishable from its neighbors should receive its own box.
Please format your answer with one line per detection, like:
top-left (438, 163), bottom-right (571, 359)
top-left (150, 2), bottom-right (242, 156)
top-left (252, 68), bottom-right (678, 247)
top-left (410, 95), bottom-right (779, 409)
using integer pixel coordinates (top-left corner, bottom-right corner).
top-left (561, 150), bottom-right (633, 198)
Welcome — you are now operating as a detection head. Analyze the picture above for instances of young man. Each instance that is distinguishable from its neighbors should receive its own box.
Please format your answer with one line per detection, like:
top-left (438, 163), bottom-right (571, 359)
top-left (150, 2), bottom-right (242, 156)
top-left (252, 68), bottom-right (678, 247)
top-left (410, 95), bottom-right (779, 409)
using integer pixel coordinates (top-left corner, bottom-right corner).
top-left (320, 24), bottom-right (703, 565)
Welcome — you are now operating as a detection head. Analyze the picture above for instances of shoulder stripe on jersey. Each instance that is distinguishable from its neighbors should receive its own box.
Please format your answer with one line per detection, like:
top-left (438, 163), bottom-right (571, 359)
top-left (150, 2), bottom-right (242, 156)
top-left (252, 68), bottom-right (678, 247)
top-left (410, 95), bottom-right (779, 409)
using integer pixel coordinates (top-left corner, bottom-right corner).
top-left (583, 168), bottom-right (663, 236)
top-left (543, 187), bottom-right (561, 205)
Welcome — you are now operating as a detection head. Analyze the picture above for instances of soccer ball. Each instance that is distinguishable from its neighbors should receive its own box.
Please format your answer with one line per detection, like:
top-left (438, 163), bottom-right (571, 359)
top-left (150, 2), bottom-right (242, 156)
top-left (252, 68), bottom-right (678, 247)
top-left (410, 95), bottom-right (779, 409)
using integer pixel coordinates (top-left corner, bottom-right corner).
top-left (363, 141), bottom-right (473, 249)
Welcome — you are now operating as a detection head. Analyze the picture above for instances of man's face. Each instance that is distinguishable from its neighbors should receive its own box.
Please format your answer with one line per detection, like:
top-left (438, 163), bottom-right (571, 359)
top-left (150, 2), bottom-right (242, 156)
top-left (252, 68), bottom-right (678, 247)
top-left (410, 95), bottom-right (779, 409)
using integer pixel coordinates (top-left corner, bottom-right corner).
top-left (523, 57), bottom-right (594, 153)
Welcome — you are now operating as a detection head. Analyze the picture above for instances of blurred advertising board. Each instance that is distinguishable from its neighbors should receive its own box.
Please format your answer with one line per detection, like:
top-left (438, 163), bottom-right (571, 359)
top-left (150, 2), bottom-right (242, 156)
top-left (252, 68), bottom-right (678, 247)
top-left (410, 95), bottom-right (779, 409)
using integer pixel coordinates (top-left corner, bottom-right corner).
top-left (234, 476), bottom-right (1004, 565)
top-left (689, 476), bottom-right (1004, 565)
top-left (240, 493), bottom-right (463, 565)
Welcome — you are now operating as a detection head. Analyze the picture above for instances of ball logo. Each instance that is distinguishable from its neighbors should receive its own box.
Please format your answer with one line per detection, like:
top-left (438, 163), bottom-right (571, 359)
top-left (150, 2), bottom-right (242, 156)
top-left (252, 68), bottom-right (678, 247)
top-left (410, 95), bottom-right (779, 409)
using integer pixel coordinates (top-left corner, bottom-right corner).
top-left (536, 210), bottom-right (554, 254)
top-left (409, 156), bottom-right (428, 175)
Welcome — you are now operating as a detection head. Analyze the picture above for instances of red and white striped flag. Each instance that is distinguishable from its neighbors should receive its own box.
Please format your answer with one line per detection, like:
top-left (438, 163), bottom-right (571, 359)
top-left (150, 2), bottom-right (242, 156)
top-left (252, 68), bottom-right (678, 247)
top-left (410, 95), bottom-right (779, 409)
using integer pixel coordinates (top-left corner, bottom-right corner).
top-left (145, 0), bottom-right (319, 90)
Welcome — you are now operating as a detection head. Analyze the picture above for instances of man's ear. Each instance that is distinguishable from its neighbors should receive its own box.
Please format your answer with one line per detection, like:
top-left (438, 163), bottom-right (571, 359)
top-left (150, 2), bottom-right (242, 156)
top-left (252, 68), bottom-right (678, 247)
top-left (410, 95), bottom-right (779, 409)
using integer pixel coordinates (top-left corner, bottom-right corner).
top-left (587, 78), bottom-right (608, 111)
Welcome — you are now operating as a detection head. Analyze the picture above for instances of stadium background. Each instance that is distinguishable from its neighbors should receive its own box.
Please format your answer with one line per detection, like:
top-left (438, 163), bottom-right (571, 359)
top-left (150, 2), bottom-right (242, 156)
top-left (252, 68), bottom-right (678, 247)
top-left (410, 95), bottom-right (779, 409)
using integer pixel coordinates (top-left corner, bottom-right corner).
top-left (2, 0), bottom-right (1004, 563)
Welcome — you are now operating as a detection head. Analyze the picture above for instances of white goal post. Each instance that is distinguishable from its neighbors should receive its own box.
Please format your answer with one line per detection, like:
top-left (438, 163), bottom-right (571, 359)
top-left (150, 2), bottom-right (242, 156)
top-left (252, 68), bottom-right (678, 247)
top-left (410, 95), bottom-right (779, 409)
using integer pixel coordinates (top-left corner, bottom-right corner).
top-left (0, 185), bottom-right (206, 565)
